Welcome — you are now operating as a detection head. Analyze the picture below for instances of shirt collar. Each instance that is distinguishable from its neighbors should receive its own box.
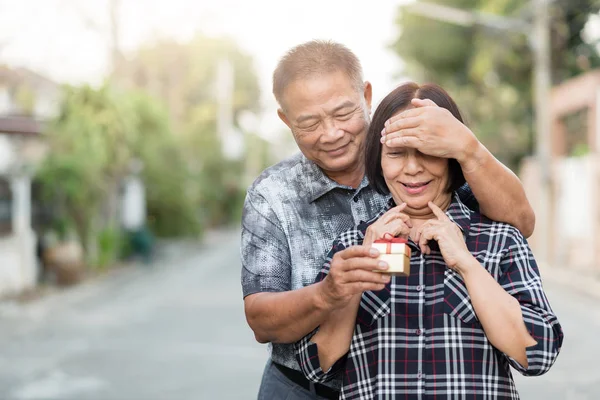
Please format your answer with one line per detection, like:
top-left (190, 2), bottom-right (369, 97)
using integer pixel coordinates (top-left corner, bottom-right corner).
top-left (445, 192), bottom-right (472, 235)
top-left (301, 155), bottom-right (369, 203)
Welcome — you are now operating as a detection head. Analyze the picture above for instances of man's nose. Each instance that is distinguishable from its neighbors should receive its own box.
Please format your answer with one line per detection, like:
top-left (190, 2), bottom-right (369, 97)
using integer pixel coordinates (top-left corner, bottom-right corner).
top-left (321, 122), bottom-right (344, 143)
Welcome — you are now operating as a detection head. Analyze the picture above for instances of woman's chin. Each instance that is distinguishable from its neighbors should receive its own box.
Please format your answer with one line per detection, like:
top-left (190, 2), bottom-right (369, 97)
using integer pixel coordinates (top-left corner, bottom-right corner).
top-left (402, 198), bottom-right (437, 215)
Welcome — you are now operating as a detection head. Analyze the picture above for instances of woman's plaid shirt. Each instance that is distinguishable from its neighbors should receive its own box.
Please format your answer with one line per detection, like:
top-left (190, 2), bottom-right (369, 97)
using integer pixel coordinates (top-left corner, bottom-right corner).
top-left (295, 194), bottom-right (564, 400)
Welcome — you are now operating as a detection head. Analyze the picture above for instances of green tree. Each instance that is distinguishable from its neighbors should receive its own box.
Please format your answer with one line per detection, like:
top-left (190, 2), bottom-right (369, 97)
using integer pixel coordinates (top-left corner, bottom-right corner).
top-left (115, 34), bottom-right (263, 226)
top-left (37, 84), bottom-right (201, 268)
top-left (37, 85), bottom-right (135, 265)
top-left (393, 0), bottom-right (600, 169)
top-left (127, 90), bottom-right (202, 237)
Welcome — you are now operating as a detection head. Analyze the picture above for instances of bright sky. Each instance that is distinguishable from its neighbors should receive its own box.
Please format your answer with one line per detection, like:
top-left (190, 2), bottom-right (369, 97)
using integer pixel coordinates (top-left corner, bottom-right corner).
top-left (0, 0), bottom-right (411, 139)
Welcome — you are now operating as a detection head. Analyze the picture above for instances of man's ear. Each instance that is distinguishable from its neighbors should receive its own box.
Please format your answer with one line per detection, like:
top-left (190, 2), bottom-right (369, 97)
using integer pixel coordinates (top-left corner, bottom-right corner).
top-left (278, 108), bottom-right (292, 129)
top-left (363, 81), bottom-right (373, 113)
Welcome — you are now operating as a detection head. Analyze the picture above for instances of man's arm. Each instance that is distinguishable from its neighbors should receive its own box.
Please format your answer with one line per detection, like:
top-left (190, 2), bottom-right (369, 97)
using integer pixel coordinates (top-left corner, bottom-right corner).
top-left (382, 98), bottom-right (535, 237)
top-left (244, 283), bottom-right (331, 344)
top-left (458, 140), bottom-right (535, 237)
top-left (241, 190), bottom-right (386, 344)
top-left (242, 188), bottom-right (322, 344)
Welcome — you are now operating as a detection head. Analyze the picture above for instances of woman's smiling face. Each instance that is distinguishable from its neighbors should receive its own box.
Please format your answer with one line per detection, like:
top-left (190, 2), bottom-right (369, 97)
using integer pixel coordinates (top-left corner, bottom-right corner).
top-left (380, 111), bottom-right (452, 217)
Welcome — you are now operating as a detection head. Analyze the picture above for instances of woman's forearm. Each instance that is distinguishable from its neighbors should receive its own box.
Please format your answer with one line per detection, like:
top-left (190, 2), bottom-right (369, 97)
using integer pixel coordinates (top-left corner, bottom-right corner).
top-left (459, 257), bottom-right (537, 367)
top-left (459, 142), bottom-right (535, 237)
top-left (311, 294), bottom-right (362, 371)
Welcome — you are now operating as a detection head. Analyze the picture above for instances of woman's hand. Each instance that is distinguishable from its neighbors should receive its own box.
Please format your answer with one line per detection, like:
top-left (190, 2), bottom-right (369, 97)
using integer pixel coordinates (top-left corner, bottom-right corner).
top-left (416, 202), bottom-right (473, 274)
top-left (363, 203), bottom-right (412, 247)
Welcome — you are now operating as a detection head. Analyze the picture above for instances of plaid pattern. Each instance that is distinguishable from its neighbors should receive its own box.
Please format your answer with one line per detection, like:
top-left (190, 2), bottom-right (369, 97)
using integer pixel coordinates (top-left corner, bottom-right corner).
top-left (241, 152), bottom-right (479, 386)
top-left (295, 194), bottom-right (563, 399)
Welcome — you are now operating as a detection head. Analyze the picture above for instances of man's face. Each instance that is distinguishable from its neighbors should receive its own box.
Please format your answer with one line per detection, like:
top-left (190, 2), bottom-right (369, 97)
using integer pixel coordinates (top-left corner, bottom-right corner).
top-left (278, 71), bottom-right (372, 177)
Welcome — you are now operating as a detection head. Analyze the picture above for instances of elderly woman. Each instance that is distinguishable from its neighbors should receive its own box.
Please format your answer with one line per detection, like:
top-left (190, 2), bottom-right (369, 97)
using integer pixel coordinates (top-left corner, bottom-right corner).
top-left (295, 82), bottom-right (563, 399)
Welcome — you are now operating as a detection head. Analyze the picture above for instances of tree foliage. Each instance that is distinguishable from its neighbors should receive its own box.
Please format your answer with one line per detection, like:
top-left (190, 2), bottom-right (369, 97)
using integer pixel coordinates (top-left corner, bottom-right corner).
top-left (38, 85), bottom-right (134, 256)
top-left (37, 84), bottom-right (201, 267)
top-left (115, 34), bottom-right (264, 226)
top-left (393, 0), bottom-right (600, 168)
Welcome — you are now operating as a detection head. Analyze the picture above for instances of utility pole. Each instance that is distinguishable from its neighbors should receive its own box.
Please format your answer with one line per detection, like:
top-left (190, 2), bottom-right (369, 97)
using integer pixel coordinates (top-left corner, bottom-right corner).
top-left (532, 0), bottom-right (552, 266)
top-left (404, 0), bottom-right (553, 265)
top-left (217, 59), bottom-right (244, 160)
top-left (108, 0), bottom-right (124, 74)
top-left (64, 0), bottom-right (123, 75)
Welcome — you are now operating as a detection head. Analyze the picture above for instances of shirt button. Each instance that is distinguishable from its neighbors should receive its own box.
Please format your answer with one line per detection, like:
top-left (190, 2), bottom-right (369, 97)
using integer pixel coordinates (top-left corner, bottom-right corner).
top-left (417, 371), bottom-right (423, 379)
top-left (415, 329), bottom-right (422, 336)
top-left (416, 285), bottom-right (423, 292)
top-left (353, 197), bottom-right (359, 203)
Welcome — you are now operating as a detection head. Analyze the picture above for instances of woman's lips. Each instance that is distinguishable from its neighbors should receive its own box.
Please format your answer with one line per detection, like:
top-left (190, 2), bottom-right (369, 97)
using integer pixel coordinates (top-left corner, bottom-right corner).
top-left (401, 181), bottom-right (431, 195)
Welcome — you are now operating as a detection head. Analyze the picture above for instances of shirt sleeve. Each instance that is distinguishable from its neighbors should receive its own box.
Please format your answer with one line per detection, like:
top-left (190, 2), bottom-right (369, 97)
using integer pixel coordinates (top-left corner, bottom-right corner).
top-left (294, 239), bottom-right (348, 383)
top-left (455, 182), bottom-right (480, 212)
top-left (240, 188), bottom-right (291, 298)
top-left (497, 231), bottom-right (564, 376)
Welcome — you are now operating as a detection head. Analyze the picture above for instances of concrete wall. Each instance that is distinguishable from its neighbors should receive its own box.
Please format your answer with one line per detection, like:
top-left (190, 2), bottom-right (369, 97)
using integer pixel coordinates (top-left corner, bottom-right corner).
top-left (521, 155), bottom-right (600, 274)
top-left (0, 231), bottom-right (37, 296)
top-left (0, 134), bottom-right (39, 297)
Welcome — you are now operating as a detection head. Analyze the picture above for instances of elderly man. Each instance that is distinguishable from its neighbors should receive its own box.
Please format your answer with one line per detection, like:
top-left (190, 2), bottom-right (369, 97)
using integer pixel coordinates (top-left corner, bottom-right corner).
top-left (241, 40), bottom-right (535, 400)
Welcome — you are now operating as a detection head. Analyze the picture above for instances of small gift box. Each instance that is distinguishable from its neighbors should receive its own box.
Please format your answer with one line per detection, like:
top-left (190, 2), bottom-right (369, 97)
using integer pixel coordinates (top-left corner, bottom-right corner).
top-left (372, 238), bottom-right (411, 276)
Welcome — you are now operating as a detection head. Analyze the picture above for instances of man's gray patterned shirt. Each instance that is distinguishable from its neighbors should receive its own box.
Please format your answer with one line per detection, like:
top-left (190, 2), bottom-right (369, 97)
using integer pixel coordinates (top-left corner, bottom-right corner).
top-left (241, 153), bottom-right (388, 374)
top-left (240, 152), bottom-right (476, 388)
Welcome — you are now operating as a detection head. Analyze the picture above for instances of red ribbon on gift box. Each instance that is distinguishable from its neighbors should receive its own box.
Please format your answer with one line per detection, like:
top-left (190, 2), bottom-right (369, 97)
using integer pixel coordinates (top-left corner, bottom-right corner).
top-left (374, 237), bottom-right (408, 254)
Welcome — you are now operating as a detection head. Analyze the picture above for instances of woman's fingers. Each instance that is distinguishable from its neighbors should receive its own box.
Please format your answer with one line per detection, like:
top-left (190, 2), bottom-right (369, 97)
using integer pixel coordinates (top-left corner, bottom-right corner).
top-left (419, 226), bottom-right (434, 255)
top-left (375, 218), bottom-right (411, 240)
top-left (428, 201), bottom-right (449, 221)
top-left (382, 212), bottom-right (412, 229)
top-left (418, 221), bottom-right (441, 255)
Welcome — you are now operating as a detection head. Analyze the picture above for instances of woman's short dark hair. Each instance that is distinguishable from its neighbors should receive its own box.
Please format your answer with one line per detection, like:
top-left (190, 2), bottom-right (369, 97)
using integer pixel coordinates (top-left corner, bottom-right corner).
top-left (365, 82), bottom-right (466, 195)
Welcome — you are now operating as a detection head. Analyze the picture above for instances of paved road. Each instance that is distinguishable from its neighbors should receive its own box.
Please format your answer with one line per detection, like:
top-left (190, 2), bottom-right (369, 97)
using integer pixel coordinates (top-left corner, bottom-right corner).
top-left (513, 278), bottom-right (600, 400)
top-left (0, 228), bottom-right (597, 399)
top-left (0, 229), bottom-right (266, 400)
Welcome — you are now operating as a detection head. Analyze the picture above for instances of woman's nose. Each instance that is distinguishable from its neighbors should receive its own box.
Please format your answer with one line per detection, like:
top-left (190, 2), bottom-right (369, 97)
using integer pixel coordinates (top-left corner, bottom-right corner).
top-left (404, 154), bottom-right (423, 174)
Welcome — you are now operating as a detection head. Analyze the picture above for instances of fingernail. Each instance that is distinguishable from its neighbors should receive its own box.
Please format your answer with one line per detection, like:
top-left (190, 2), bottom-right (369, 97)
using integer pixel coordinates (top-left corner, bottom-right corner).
top-left (370, 248), bottom-right (379, 257)
top-left (382, 274), bottom-right (391, 282)
top-left (380, 137), bottom-right (386, 143)
top-left (381, 128), bottom-right (386, 136)
top-left (378, 261), bottom-right (388, 269)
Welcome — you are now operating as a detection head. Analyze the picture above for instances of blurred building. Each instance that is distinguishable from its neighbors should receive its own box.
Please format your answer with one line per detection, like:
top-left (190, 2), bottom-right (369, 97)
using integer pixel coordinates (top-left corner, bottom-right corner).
top-left (0, 66), bottom-right (58, 297)
top-left (522, 69), bottom-right (600, 277)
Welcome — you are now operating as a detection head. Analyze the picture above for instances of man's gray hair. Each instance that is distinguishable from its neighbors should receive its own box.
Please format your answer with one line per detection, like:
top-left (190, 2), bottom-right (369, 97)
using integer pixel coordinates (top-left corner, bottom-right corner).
top-left (273, 40), bottom-right (364, 108)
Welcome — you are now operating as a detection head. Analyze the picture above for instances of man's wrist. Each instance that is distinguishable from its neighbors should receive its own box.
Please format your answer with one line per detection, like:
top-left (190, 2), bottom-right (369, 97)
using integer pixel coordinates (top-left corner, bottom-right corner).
top-left (456, 133), bottom-right (485, 172)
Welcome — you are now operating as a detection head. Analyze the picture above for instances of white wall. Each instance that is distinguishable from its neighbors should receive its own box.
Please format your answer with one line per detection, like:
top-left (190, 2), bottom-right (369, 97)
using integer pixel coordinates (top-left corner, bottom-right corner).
top-left (522, 155), bottom-right (600, 272)
top-left (0, 233), bottom-right (37, 296)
